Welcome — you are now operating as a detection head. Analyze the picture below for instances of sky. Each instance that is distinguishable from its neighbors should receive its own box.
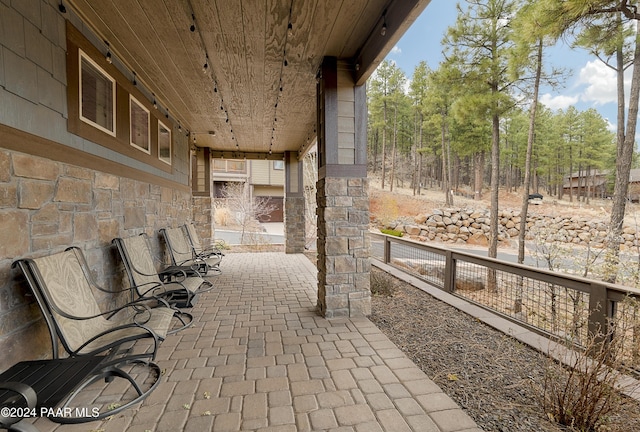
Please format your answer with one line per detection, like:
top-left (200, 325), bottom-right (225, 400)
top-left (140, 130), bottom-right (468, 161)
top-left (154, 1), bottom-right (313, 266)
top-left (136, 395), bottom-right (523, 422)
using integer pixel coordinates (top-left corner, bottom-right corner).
top-left (384, 0), bottom-right (624, 131)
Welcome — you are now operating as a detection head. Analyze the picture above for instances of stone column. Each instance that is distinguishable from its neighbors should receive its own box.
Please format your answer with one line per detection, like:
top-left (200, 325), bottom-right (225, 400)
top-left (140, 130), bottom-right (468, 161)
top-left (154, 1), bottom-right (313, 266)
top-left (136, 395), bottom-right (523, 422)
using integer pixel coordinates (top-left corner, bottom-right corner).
top-left (284, 151), bottom-right (305, 253)
top-left (191, 147), bottom-right (215, 245)
top-left (316, 57), bottom-right (370, 318)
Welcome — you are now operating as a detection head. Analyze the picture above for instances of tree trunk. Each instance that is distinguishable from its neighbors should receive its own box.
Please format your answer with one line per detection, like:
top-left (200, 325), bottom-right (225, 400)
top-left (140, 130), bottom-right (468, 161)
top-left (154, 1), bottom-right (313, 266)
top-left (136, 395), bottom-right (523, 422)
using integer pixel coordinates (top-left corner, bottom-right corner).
top-left (381, 101), bottom-right (388, 189)
top-left (372, 128), bottom-right (378, 173)
top-left (489, 113), bottom-right (500, 260)
top-left (518, 39), bottom-right (543, 265)
top-left (474, 152), bottom-right (484, 200)
top-left (569, 146), bottom-right (574, 202)
top-left (443, 115), bottom-right (454, 206)
top-left (413, 114), bottom-right (422, 196)
top-left (441, 112), bottom-right (450, 203)
top-left (606, 20), bottom-right (640, 283)
top-left (586, 165), bottom-right (591, 205)
top-left (390, 103), bottom-right (398, 192)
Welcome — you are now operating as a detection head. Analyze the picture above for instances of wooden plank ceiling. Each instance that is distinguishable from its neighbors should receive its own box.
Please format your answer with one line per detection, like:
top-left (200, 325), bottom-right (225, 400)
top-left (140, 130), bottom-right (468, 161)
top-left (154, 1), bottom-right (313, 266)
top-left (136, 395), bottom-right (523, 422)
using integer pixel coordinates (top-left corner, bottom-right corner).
top-left (67, 0), bottom-right (430, 156)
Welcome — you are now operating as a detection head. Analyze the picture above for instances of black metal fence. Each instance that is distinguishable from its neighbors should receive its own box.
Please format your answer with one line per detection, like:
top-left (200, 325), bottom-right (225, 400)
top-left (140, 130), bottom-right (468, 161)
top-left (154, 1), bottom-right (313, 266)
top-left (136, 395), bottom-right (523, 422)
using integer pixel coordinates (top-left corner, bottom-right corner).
top-left (370, 232), bottom-right (640, 368)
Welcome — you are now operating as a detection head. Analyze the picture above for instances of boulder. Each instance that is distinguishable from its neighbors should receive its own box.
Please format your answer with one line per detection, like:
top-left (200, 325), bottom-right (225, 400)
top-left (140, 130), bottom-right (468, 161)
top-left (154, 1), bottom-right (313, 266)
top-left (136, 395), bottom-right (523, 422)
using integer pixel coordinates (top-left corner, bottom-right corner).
top-left (414, 214), bottom-right (427, 224)
top-left (456, 272), bottom-right (485, 291)
top-left (405, 225), bottom-right (421, 235)
top-left (446, 225), bottom-right (460, 234)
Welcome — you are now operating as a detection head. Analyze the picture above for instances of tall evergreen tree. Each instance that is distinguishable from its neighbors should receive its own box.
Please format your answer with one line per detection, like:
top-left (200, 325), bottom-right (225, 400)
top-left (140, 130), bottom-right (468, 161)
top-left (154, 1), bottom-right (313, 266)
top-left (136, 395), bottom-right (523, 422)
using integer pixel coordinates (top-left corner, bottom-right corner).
top-left (368, 61), bottom-right (406, 190)
top-left (531, 0), bottom-right (640, 281)
top-left (409, 62), bottom-right (430, 196)
top-left (444, 0), bottom-right (517, 259)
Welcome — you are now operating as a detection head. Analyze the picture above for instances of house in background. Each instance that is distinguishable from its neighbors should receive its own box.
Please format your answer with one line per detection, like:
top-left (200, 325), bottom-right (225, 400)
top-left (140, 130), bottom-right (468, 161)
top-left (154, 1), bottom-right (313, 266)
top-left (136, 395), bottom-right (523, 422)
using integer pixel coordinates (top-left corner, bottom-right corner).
top-left (562, 170), bottom-right (608, 199)
top-left (212, 159), bottom-right (285, 222)
top-left (627, 168), bottom-right (640, 202)
top-left (562, 168), bottom-right (640, 201)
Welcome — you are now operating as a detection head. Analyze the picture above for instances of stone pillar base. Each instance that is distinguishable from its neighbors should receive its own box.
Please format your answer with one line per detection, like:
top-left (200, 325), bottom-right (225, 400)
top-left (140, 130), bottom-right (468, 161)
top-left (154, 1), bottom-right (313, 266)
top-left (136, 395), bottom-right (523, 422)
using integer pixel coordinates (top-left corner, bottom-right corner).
top-left (192, 195), bottom-right (214, 245)
top-left (285, 196), bottom-right (305, 253)
top-left (317, 177), bottom-right (371, 318)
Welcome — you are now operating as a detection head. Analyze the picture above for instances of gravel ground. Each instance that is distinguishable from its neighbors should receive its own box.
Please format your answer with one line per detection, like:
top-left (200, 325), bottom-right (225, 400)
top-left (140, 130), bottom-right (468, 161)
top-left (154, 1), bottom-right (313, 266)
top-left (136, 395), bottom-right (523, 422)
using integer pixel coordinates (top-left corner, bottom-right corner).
top-left (368, 267), bottom-right (640, 432)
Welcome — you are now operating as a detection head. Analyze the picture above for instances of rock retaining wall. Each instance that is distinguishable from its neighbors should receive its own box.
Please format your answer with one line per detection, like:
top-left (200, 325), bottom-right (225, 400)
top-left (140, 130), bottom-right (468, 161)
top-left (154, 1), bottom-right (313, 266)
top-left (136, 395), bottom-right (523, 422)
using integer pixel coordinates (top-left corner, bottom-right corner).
top-left (385, 208), bottom-right (640, 249)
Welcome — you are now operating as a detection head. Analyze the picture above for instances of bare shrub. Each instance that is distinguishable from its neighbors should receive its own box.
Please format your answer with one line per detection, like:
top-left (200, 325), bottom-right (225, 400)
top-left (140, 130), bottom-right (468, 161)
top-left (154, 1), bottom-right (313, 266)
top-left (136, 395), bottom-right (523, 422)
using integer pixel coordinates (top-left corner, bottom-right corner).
top-left (303, 149), bottom-right (318, 249)
top-left (214, 206), bottom-right (232, 226)
top-left (371, 268), bottom-right (397, 297)
top-left (538, 298), bottom-right (640, 431)
top-left (218, 182), bottom-right (275, 245)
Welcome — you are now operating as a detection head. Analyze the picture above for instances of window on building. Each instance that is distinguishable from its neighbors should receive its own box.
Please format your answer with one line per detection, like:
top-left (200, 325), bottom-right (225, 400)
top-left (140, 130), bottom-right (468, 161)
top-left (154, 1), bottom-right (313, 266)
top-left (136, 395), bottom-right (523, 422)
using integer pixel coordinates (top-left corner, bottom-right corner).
top-left (213, 159), bottom-right (246, 173)
top-left (158, 121), bottom-right (171, 164)
top-left (130, 96), bottom-right (150, 153)
top-left (79, 50), bottom-right (116, 136)
top-left (213, 159), bottom-right (226, 171)
top-left (227, 160), bottom-right (246, 172)
top-left (273, 160), bottom-right (284, 170)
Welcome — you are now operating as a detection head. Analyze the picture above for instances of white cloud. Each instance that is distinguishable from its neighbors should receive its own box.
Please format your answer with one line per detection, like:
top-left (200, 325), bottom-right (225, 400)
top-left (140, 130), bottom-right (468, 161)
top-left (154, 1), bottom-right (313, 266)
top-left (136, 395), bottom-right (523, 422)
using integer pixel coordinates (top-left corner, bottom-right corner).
top-left (390, 45), bottom-right (402, 55)
top-left (605, 118), bottom-right (616, 133)
top-left (539, 93), bottom-right (579, 110)
top-left (404, 78), bottom-right (412, 95)
top-left (576, 60), bottom-right (618, 105)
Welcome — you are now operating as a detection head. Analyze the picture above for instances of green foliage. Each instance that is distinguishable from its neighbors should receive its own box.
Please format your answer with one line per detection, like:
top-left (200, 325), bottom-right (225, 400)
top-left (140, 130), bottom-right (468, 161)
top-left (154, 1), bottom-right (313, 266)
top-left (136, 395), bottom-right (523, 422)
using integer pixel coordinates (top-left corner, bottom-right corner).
top-left (364, 0), bottom-right (623, 200)
top-left (380, 228), bottom-right (403, 237)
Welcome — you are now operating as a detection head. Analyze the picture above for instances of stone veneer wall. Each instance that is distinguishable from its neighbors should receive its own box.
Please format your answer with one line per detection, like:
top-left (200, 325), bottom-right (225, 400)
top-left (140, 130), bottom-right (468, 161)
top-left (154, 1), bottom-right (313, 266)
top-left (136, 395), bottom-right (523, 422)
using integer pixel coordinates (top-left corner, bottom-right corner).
top-left (0, 149), bottom-right (192, 366)
top-left (284, 196), bottom-right (306, 253)
top-left (316, 177), bottom-right (371, 318)
top-left (192, 195), bottom-right (214, 247)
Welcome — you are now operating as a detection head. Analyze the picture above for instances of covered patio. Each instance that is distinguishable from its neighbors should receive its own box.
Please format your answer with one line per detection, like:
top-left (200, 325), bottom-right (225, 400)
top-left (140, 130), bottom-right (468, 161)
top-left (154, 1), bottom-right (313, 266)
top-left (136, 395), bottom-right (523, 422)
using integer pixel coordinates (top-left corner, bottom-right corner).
top-left (0, 0), bottom-right (482, 430)
top-left (1, 0), bottom-right (432, 364)
top-left (26, 252), bottom-right (479, 432)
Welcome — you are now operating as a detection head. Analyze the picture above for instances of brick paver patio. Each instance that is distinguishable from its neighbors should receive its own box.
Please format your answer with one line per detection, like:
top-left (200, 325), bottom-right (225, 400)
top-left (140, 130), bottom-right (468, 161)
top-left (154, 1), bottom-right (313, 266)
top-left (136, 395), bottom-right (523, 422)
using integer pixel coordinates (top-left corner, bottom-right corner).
top-left (29, 252), bottom-right (480, 432)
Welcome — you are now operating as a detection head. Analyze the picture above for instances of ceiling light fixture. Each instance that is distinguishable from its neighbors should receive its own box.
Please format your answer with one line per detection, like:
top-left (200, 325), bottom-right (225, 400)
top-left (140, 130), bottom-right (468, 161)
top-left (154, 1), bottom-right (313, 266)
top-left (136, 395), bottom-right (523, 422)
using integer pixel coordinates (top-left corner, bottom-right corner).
top-left (203, 54), bottom-right (209, 73)
top-left (190, 14), bottom-right (196, 32)
top-left (152, 94), bottom-right (158, 109)
top-left (105, 42), bottom-right (112, 64)
top-left (381, 12), bottom-right (387, 36)
top-left (58, 1), bottom-right (66, 13)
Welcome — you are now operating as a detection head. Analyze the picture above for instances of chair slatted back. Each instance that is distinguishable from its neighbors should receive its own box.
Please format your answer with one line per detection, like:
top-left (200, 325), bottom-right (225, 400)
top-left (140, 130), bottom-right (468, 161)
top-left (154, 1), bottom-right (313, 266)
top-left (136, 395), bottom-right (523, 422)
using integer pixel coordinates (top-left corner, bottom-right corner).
top-left (163, 227), bottom-right (194, 265)
top-left (116, 235), bottom-right (162, 292)
top-left (184, 223), bottom-right (204, 255)
top-left (23, 250), bottom-right (113, 354)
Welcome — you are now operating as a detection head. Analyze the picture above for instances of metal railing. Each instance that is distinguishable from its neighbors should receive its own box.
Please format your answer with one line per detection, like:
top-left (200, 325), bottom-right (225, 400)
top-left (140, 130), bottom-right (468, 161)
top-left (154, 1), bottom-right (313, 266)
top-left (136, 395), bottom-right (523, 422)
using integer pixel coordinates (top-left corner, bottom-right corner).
top-left (370, 232), bottom-right (640, 368)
